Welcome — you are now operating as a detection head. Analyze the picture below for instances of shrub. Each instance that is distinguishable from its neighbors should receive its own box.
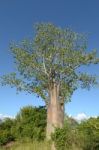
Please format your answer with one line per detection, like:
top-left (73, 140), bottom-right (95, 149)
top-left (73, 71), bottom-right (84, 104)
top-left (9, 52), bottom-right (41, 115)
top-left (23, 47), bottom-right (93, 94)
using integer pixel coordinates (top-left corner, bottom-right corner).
top-left (0, 118), bottom-right (15, 145)
top-left (78, 117), bottom-right (99, 150)
top-left (13, 106), bottom-right (47, 141)
top-left (0, 106), bottom-right (47, 145)
top-left (52, 121), bottom-right (81, 150)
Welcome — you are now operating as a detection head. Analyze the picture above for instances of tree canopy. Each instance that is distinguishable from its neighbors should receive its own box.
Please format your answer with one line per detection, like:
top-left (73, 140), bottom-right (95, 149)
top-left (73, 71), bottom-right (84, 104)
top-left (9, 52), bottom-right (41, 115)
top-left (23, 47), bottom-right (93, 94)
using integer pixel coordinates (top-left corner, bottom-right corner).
top-left (1, 23), bottom-right (99, 105)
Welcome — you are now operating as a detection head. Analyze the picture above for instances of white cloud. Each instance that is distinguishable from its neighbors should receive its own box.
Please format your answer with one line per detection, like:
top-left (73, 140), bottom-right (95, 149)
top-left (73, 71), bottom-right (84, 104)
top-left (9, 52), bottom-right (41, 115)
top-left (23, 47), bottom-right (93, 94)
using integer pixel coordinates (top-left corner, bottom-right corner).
top-left (0, 114), bottom-right (15, 120)
top-left (73, 113), bottom-right (89, 122)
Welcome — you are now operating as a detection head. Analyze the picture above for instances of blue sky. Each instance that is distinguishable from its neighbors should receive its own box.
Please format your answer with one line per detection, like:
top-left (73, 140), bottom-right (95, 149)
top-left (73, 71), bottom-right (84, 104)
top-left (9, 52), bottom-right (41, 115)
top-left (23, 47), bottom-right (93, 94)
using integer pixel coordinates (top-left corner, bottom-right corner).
top-left (0, 0), bottom-right (99, 118)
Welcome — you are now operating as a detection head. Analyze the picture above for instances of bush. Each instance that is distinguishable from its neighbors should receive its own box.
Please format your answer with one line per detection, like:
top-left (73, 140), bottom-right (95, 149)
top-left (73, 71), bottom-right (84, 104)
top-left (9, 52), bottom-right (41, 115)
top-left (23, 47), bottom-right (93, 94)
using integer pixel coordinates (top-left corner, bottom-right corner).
top-left (0, 118), bottom-right (15, 145)
top-left (52, 117), bottom-right (99, 150)
top-left (78, 117), bottom-right (99, 150)
top-left (0, 106), bottom-right (47, 145)
top-left (51, 118), bottom-right (82, 150)
top-left (13, 106), bottom-right (47, 141)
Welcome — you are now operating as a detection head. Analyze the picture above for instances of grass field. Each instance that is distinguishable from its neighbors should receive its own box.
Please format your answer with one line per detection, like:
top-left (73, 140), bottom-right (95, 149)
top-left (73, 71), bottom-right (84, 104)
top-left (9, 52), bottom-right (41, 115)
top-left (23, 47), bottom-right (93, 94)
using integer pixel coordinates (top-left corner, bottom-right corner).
top-left (0, 141), bottom-right (83, 150)
top-left (0, 141), bottom-right (51, 150)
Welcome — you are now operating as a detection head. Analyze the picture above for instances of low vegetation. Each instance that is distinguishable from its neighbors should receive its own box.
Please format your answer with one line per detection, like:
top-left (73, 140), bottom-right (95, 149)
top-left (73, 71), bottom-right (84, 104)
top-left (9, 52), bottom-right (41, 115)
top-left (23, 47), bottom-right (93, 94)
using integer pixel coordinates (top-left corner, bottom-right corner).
top-left (0, 106), bottom-right (99, 150)
top-left (0, 141), bottom-right (51, 150)
top-left (0, 106), bottom-right (46, 146)
top-left (52, 117), bottom-right (99, 150)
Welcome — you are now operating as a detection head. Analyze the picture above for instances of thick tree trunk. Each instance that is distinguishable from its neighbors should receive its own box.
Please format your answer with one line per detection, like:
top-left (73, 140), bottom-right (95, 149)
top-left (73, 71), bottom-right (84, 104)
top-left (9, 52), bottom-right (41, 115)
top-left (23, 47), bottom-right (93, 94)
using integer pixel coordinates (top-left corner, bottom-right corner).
top-left (46, 83), bottom-right (64, 140)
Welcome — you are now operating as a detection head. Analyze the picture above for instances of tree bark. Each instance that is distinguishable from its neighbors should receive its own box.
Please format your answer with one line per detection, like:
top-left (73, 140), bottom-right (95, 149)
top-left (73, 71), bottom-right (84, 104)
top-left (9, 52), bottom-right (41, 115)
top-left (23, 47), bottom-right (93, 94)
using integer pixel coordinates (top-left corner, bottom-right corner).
top-left (46, 83), bottom-right (64, 140)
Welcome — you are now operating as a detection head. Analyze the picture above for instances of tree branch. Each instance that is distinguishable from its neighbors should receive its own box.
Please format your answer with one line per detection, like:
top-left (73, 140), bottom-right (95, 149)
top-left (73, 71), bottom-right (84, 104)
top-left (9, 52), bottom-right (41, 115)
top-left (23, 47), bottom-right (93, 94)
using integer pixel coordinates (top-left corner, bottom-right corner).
top-left (43, 56), bottom-right (49, 77)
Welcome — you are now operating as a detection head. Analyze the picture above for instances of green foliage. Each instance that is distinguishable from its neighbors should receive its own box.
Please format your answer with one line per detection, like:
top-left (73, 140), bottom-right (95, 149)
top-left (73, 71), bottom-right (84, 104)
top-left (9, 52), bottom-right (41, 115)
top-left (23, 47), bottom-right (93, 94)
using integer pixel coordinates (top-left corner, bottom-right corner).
top-left (0, 106), bottom-right (46, 146)
top-left (0, 118), bottom-right (15, 145)
top-left (52, 127), bottom-right (70, 150)
top-left (0, 112), bottom-right (99, 150)
top-left (14, 106), bottom-right (47, 141)
top-left (78, 117), bottom-right (99, 150)
top-left (52, 118), bottom-right (81, 150)
top-left (52, 117), bottom-right (99, 150)
top-left (1, 23), bottom-right (99, 104)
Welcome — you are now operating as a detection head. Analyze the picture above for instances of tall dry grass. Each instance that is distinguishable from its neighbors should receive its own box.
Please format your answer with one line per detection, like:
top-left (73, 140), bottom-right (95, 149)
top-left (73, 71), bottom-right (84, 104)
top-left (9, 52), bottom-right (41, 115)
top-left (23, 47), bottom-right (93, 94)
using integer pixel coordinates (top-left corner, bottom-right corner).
top-left (0, 141), bottom-right (83, 150)
top-left (0, 141), bottom-right (51, 150)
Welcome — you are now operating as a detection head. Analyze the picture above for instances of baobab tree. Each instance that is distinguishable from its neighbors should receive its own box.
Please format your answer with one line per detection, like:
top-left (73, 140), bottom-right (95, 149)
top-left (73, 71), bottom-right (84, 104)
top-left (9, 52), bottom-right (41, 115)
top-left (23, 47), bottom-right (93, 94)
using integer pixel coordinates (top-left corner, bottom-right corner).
top-left (1, 23), bottom-right (99, 139)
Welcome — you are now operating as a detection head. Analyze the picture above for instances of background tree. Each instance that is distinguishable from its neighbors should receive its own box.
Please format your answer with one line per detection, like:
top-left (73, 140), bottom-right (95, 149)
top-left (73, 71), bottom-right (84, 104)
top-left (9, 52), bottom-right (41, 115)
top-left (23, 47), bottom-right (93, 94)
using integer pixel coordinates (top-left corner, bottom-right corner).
top-left (0, 118), bottom-right (15, 145)
top-left (1, 23), bottom-right (99, 139)
top-left (0, 106), bottom-right (47, 146)
top-left (77, 117), bottom-right (99, 150)
top-left (14, 106), bottom-right (46, 141)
